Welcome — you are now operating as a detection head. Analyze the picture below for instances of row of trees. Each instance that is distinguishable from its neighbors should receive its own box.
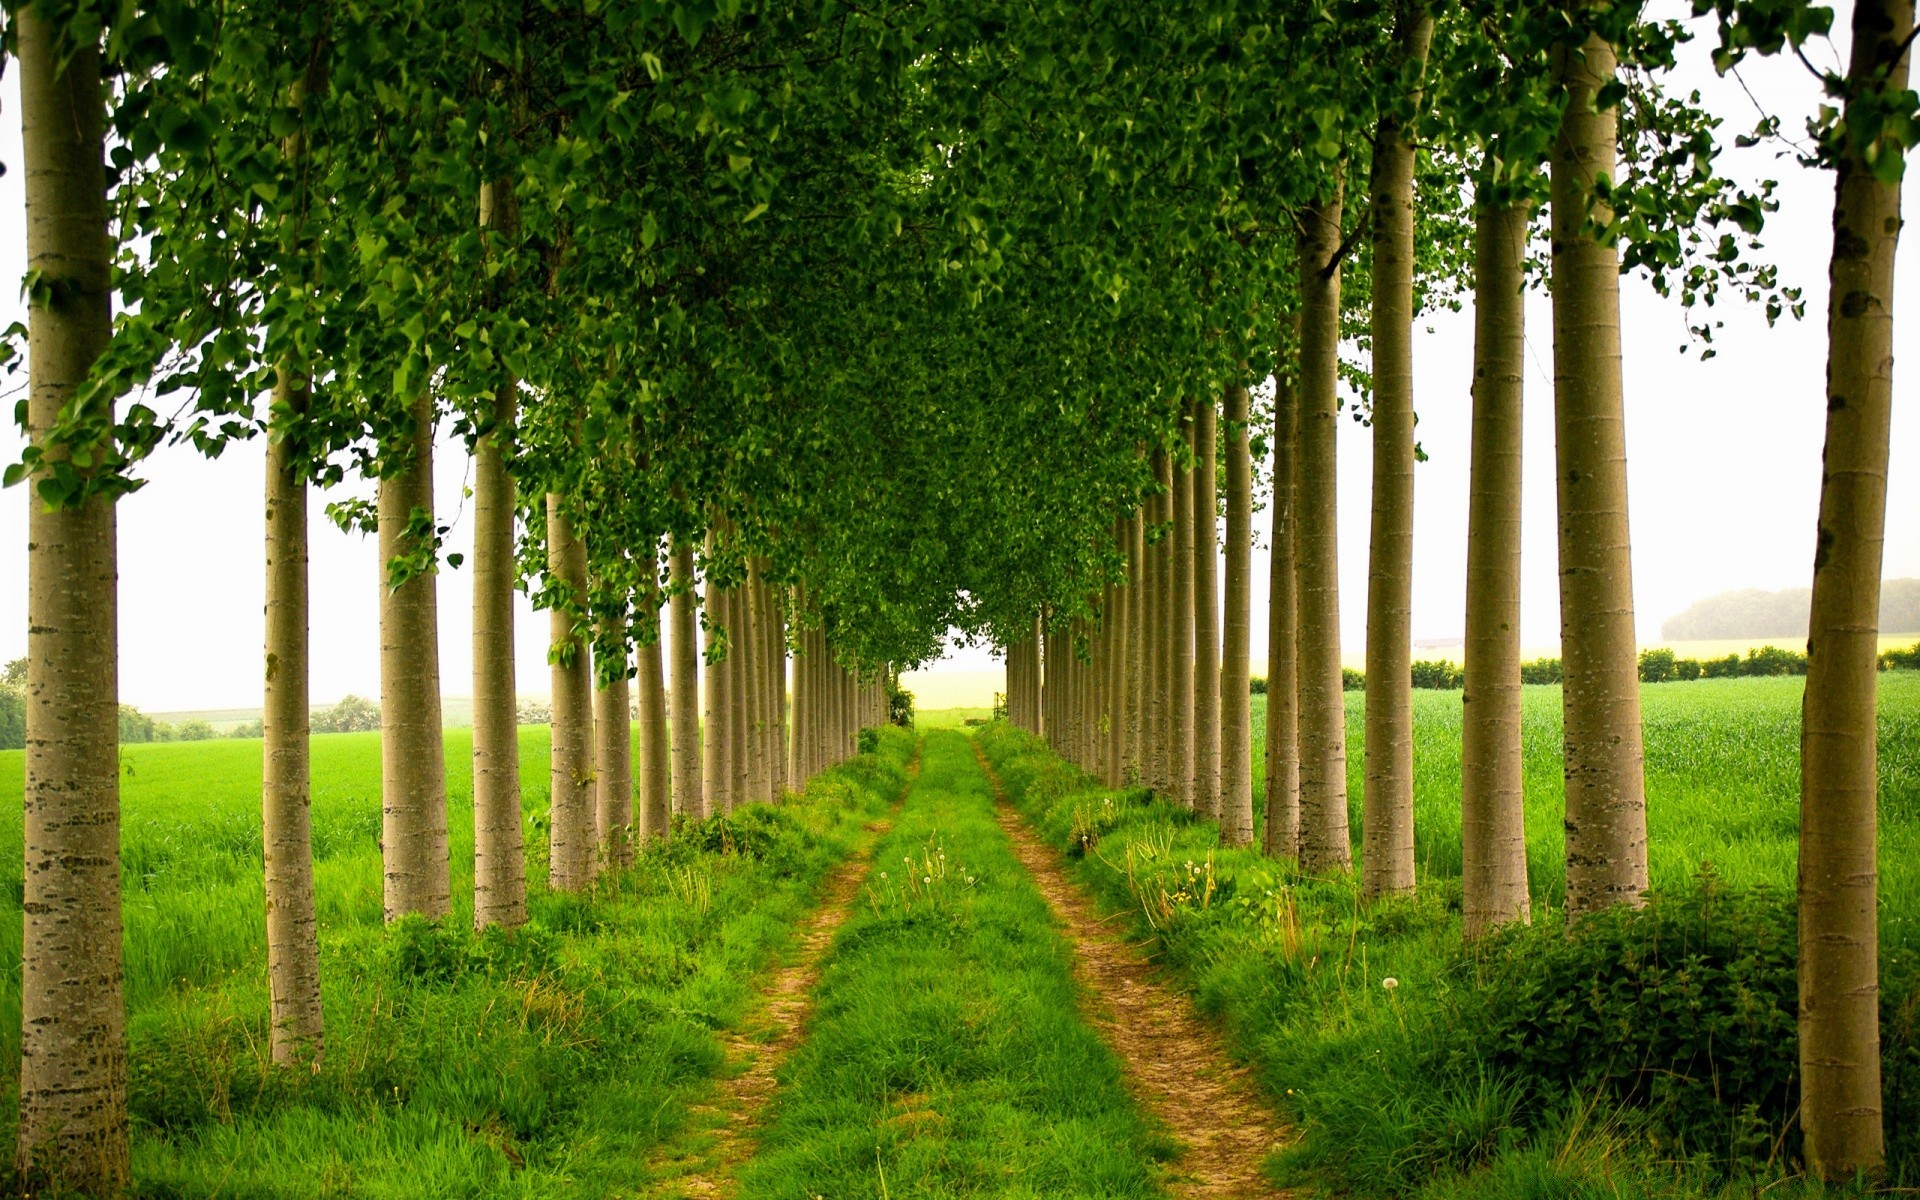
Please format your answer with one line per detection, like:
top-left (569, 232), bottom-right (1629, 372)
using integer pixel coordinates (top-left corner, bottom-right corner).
top-left (5, 0), bottom-right (1912, 1191)
top-left (995, 0), bottom-right (1914, 1184)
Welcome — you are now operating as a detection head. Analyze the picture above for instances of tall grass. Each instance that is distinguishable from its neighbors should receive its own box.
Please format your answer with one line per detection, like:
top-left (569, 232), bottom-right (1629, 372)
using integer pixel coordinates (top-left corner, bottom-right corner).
top-left (986, 674), bottom-right (1920, 1197)
top-left (0, 725), bottom-right (915, 1196)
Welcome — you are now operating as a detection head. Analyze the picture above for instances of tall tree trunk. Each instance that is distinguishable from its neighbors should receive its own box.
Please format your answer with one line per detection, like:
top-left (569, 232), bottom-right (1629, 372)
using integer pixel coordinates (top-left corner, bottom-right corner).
top-left (1264, 323), bottom-right (1303, 859)
top-left (1220, 379), bottom-right (1255, 846)
top-left (1362, 6), bottom-right (1434, 901)
top-left (702, 537), bottom-right (730, 814)
top-left (1461, 199), bottom-right (1532, 940)
top-left (593, 611), bottom-right (633, 869)
top-left (1296, 185), bottom-right (1353, 874)
top-left (1171, 407), bottom-right (1198, 812)
top-left (636, 543), bottom-right (672, 840)
top-left (261, 70), bottom-right (329, 1064)
top-left (547, 497), bottom-right (596, 890)
top-left (1551, 31), bottom-right (1647, 919)
top-left (472, 186), bottom-right (524, 929)
top-left (1193, 398), bottom-right (1221, 821)
top-left (742, 563), bottom-right (767, 805)
top-left (263, 371), bottom-right (324, 1067)
top-left (1033, 613), bottom-right (1048, 740)
top-left (729, 583), bottom-right (752, 803)
top-left (1125, 511), bottom-right (1145, 783)
top-left (15, 14), bottom-right (128, 1184)
top-left (1798, 0), bottom-right (1909, 1177)
top-left (669, 538), bottom-right (705, 817)
top-left (769, 583), bottom-right (787, 798)
top-left (1107, 530), bottom-right (1129, 785)
top-left (1147, 452), bottom-right (1171, 795)
top-left (380, 393), bottom-right (451, 917)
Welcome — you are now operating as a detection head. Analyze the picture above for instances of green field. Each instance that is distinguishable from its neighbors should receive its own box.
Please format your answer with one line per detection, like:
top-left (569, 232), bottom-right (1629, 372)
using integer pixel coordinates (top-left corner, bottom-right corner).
top-left (0, 725), bottom-right (915, 1195)
top-left (986, 672), bottom-right (1920, 1197)
top-left (3, 677), bottom-right (1917, 1195)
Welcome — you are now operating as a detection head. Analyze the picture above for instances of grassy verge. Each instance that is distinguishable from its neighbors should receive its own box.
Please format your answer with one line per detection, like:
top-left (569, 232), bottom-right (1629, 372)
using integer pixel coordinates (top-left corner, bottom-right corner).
top-left (0, 725), bottom-right (914, 1197)
top-left (981, 677), bottom-right (1920, 1199)
top-left (736, 729), bottom-right (1171, 1199)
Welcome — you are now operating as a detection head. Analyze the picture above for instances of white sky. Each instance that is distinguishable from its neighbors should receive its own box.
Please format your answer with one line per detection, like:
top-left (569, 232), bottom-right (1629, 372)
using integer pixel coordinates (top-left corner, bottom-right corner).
top-left (1, 9), bottom-right (1915, 713)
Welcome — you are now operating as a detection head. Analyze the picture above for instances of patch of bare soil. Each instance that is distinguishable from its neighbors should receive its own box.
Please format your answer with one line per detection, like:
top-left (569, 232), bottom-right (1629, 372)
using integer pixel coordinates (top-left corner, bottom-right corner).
top-left (647, 754), bottom-right (919, 1199)
top-left (972, 743), bottom-right (1293, 1199)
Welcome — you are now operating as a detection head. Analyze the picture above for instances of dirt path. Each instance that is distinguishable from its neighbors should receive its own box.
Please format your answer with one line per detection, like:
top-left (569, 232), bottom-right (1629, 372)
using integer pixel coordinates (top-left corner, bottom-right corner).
top-left (647, 756), bottom-right (917, 1199)
top-left (971, 743), bottom-right (1293, 1200)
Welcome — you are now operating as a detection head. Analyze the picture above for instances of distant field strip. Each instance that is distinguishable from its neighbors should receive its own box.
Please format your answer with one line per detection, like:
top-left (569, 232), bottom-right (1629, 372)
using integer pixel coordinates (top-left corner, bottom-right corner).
top-left (735, 730), bottom-right (1173, 1199)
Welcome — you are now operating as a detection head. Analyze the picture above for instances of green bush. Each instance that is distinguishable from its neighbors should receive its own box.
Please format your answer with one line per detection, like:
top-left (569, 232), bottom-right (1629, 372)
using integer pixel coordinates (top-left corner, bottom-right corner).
top-left (0, 658), bottom-right (23, 751)
top-left (1250, 676), bottom-right (1268, 695)
top-left (1449, 875), bottom-right (1799, 1166)
top-left (1638, 648), bottom-right (1678, 683)
top-left (1520, 657), bottom-right (1562, 684)
top-left (1411, 660), bottom-right (1464, 690)
top-left (1343, 667), bottom-right (1366, 692)
top-left (1886, 643), bottom-right (1920, 672)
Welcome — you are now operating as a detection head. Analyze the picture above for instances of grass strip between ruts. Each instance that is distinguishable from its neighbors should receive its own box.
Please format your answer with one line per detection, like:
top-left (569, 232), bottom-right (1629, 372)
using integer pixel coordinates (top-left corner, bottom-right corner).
top-left (735, 729), bottom-right (1174, 1199)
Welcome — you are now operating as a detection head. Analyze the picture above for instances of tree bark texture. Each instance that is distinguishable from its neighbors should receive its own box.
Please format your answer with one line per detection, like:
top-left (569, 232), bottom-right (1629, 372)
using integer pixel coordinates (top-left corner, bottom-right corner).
top-left (1193, 397), bottom-right (1221, 821)
top-left (1171, 409), bottom-right (1198, 812)
top-left (669, 538), bottom-right (705, 817)
top-left (547, 497), bottom-right (596, 890)
top-left (1265, 323), bottom-right (1303, 860)
top-left (1220, 380), bottom-right (1255, 846)
top-left (593, 612), bottom-right (633, 869)
top-left (636, 545), bottom-right (671, 839)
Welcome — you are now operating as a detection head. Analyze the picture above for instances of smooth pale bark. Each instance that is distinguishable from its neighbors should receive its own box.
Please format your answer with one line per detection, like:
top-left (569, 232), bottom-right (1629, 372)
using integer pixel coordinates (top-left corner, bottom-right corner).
top-left (263, 372), bottom-right (324, 1067)
top-left (547, 498), bottom-right (596, 890)
top-left (1147, 453), bottom-right (1171, 794)
top-left (16, 14), bottom-right (128, 1184)
top-left (1551, 32), bottom-right (1648, 919)
top-left (636, 546), bottom-right (671, 839)
top-left (1125, 511), bottom-right (1145, 783)
top-left (742, 564), bottom-right (768, 805)
top-left (1171, 409), bottom-right (1197, 812)
top-left (790, 615), bottom-right (810, 782)
top-left (1799, 0), bottom-right (1909, 1178)
top-left (1361, 6), bottom-right (1433, 901)
top-left (771, 586), bottom-right (788, 798)
top-left (1220, 380), bottom-right (1255, 846)
top-left (702, 541), bottom-right (731, 814)
top-left (380, 394), bottom-right (451, 917)
top-left (1461, 201), bottom-right (1532, 940)
top-left (1033, 613), bottom-right (1047, 739)
top-left (1296, 188), bottom-right (1353, 874)
top-left (261, 86), bottom-right (326, 1064)
top-left (1264, 328), bottom-right (1302, 860)
top-left (728, 585), bottom-right (752, 805)
top-left (472, 183), bottom-right (523, 930)
top-left (593, 614), bottom-right (634, 868)
top-left (1043, 624), bottom-right (1060, 750)
top-left (1193, 400), bottom-right (1221, 820)
top-left (669, 539), bottom-right (705, 817)
top-left (1113, 552), bottom-right (1121, 787)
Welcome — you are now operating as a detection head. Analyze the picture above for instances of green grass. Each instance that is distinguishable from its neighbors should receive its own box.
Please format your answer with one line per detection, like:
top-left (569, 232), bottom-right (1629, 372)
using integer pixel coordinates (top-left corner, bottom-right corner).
top-left (737, 729), bottom-right (1171, 1199)
top-left (987, 673), bottom-right (1920, 1198)
top-left (0, 725), bottom-right (915, 1197)
top-left (914, 706), bottom-right (996, 730)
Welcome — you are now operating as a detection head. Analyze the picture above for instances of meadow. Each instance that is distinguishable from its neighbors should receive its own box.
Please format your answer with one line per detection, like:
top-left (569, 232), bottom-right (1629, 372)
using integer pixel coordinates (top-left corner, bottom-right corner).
top-left (985, 672), bottom-right (1920, 1197)
top-left (0, 725), bottom-right (914, 1196)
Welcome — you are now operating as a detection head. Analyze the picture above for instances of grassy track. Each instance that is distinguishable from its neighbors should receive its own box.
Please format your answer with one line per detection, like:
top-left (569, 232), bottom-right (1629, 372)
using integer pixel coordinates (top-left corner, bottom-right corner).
top-left (988, 673), bottom-right (1920, 1198)
top-left (0, 726), bottom-right (913, 1196)
top-left (736, 730), bottom-right (1171, 1199)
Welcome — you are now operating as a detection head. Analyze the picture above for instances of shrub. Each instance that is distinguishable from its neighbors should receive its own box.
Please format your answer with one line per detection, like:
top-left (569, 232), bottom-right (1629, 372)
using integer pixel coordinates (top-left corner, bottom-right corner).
top-left (1250, 676), bottom-right (1268, 695)
top-left (1638, 648), bottom-right (1678, 683)
top-left (1673, 656), bottom-right (1703, 681)
top-left (1701, 653), bottom-right (1743, 679)
top-left (1411, 659), bottom-right (1464, 690)
top-left (1449, 874), bottom-right (1799, 1166)
top-left (1883, 642), bottom-right (1920, 672)
top-left (314, 694), bottom-right (381, 733)
top-left (1343, 667), bottom-right (1366, 692)
top-left (120, 705), bottom-right (165, 743)
top-left (888, 684), bottom-right (915, 728)
top-left (1741, 645), bottom-right (1807, 677)
top-left (1519, 657), bottom-right (1562, 685)
top-left (174, 719), bottom-right (216, 741)
top-left (227, 719), bottom-right (264, 738)
top-left (0, 657), bottom-right (24, 750)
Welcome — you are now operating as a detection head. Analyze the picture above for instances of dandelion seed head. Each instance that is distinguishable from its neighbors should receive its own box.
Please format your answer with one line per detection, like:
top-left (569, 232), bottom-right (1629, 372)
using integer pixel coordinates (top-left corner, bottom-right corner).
top-left (1382, 977), bottom-right (1399, 991)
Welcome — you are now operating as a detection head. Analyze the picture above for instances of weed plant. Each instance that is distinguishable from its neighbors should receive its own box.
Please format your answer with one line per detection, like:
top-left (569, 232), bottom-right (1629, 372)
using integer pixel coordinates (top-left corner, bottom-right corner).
top-left (0, 725), bottom-right (914, 1196)
top-left (981, 673), bottom-right (1920, 1198)
top-left (737, 730), bottom-right (1170, 1199)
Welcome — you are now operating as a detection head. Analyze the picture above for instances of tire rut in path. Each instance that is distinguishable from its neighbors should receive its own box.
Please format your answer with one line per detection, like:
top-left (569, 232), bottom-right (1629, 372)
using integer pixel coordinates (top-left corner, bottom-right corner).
top-left (971, 743), bottom-right (1294, 1200)
top-left (648, 753), bottom-right (918, 1199)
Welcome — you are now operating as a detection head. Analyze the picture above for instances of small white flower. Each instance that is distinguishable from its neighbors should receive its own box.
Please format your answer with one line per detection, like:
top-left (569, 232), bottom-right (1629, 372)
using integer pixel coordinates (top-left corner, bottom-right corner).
top-left (923, 876), bottom-right (931, 884)
top-left (1382, 977), bottom-right (1400, 991)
